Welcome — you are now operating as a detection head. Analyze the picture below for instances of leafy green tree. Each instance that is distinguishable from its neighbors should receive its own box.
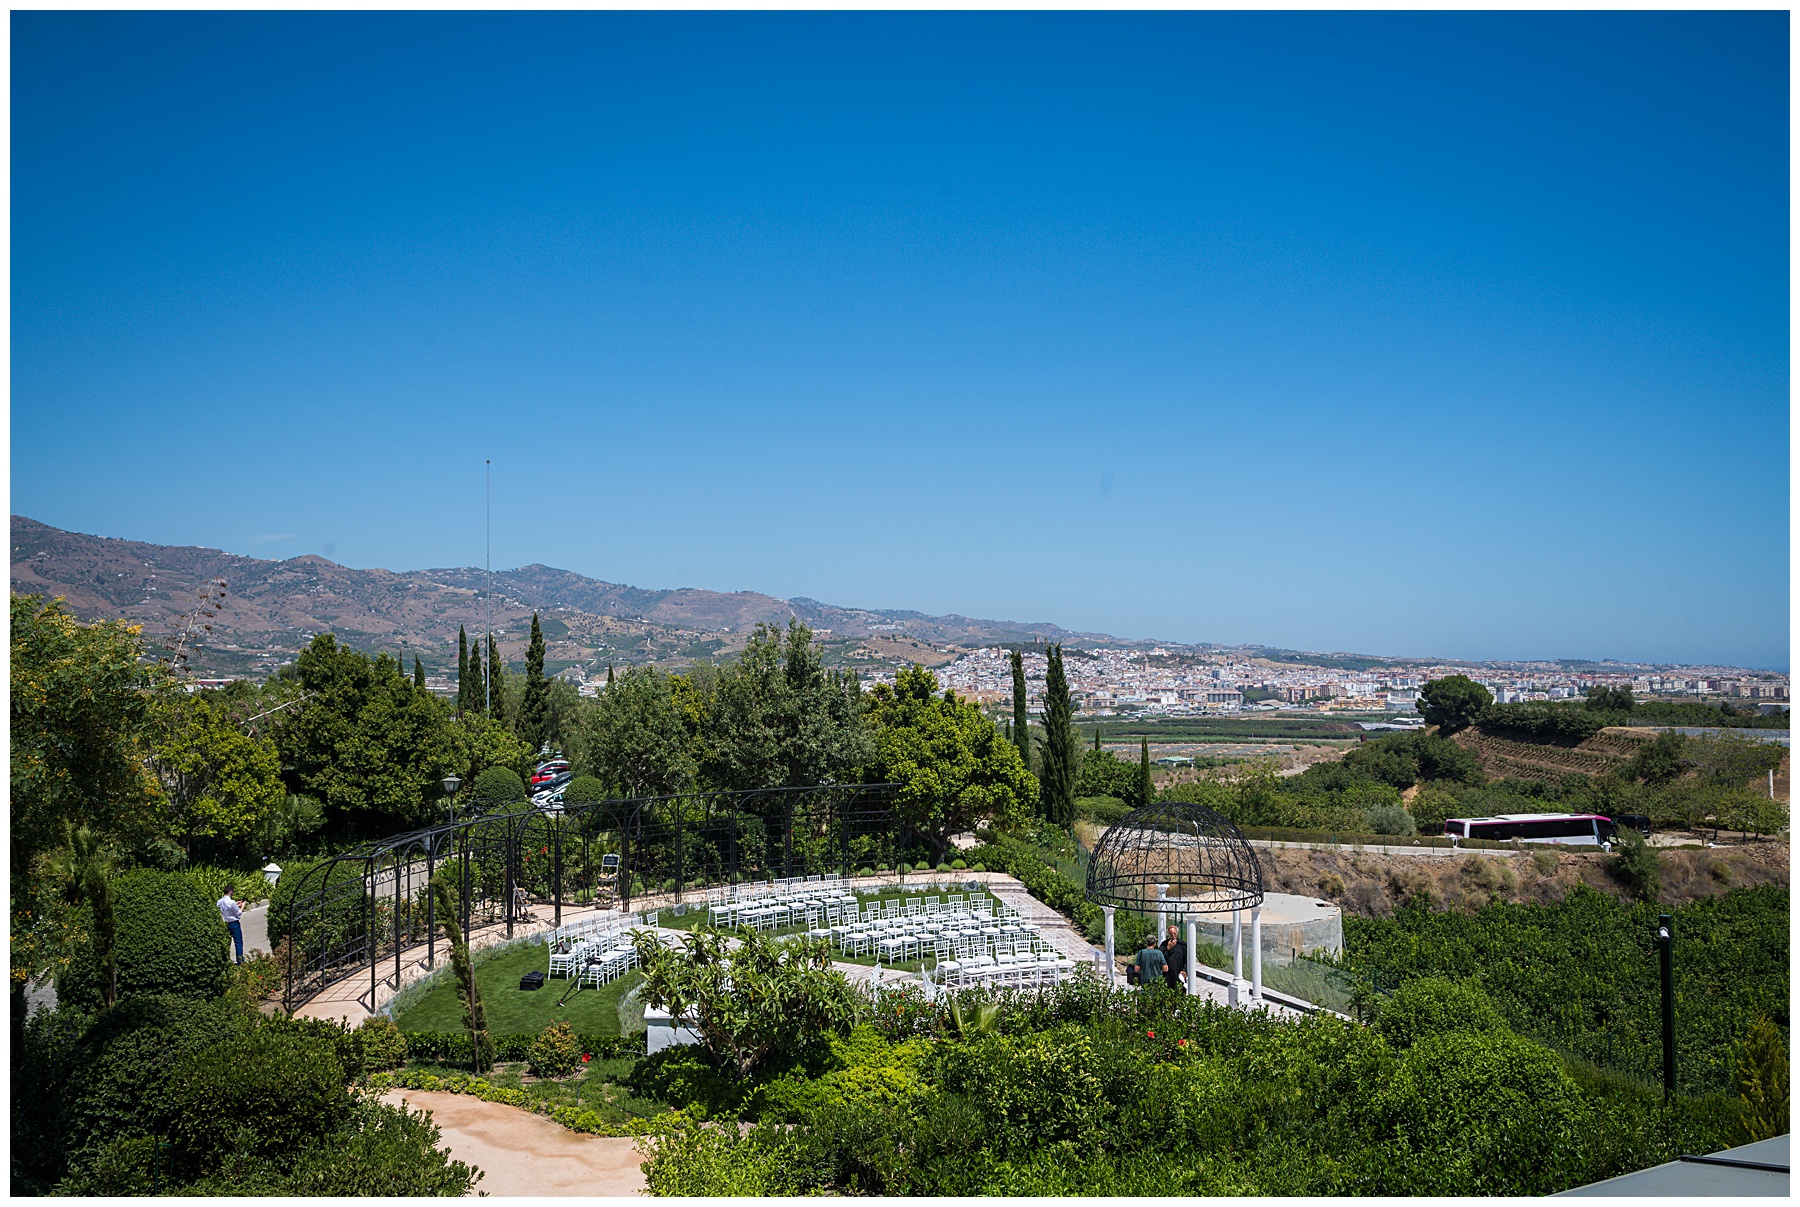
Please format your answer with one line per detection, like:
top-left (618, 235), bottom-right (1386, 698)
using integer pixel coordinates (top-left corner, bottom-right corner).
top-left (1077, 748), bottom-right (1137, 803)
top-left (1417, 675), bottom-right (1493, 732)
top-left (580, 665), bottom-right (696, 797)
top-left (1010, 651), bottom-right (1030, 769)
top-left (631, 926), bottom-right (861, 1080)
top-left (450, 714), bottom-right (532, 792)
top-left (11, 595), bottom-right (168, 1011)
top-left (275, 636), bottom-right (463, 829)
top-left (11, 595), bottom-right (164, 892)
top-left (1687, 732), bottom-right (1785, 789)
top-left (1037, 644), bottom-right (1079, 826)
top-left (1586, 685), bottom-right (1635, 713)
top-left (702, 620), bottom-right (872, 792)
top-left (1627, 730), bottom-right (1690, 786)
top-left (867, 666), bottom-right (1038, 864)
top-left (518, 612), bottom-right (553, 754)
top-left (251, 794), bottom-right (325, 858)
top-left (1409, 785), bottom-right (1460, 832)
top-left (149, 691), bottom-right (285, 852)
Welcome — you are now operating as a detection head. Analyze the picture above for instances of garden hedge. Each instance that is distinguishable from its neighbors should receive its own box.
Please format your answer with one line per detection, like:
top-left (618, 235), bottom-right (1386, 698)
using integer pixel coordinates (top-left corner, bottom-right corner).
top-left (53, 995), bottom-right (243, 1176)
top-left (167, 1031), bottom-right (349, 1174)
top-left (398, 1030), bottom-right (645, 1064)
top-left (471, 765), bottom-right (527, 809)
top-left (57, 870), bottom-right (229, 1010)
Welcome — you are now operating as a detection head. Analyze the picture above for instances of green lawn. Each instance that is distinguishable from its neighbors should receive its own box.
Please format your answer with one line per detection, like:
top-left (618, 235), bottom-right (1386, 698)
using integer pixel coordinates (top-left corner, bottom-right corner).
top-left (394, 941), bottom-right (640, 1035)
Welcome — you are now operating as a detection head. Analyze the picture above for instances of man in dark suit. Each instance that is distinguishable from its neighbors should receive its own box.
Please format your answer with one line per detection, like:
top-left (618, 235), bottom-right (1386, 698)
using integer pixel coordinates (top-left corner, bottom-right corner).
top-left (1161, 924), bottom-right (1188, 992)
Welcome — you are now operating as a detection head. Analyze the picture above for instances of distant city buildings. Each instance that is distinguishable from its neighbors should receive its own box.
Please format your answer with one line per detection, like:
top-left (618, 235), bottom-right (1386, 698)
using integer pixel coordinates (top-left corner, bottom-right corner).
top-left (886, 646), bottom-right (1789, 719)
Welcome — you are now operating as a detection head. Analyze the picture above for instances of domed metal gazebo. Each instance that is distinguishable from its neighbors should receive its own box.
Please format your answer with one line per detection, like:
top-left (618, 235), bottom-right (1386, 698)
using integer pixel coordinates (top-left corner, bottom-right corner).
top-left (1084, 801), bottom-right (1269, 1002)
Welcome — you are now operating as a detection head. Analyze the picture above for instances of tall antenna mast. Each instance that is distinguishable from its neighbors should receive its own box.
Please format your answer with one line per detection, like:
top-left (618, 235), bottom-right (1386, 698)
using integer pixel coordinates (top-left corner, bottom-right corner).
top-left (485, 459), bottom-right (492, 714)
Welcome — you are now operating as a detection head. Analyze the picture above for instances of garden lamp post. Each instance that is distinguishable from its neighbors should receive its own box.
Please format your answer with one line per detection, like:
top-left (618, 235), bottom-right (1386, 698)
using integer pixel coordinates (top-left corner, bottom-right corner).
top-left (262, 862), bottom-right (282, 887)
top-left (442, 775), bottom-right (462, 824)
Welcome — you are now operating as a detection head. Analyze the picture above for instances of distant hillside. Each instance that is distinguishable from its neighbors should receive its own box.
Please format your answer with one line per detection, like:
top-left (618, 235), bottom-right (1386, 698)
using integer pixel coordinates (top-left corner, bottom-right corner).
top-left (10, 516), bottom-right (1129, 679)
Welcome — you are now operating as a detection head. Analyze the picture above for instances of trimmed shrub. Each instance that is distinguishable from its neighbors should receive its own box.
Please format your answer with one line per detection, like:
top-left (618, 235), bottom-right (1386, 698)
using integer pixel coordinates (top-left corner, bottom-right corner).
top-left (470, 766), bottom-right (528, 810)
top-left (58, 995), bottom-right (244, 1167)
top-left (562, 775), bottom-right (609, 806)
top-left (59, 870), bottom-right (230, 1010)
top-left (400, 1030), bottom-right (643, 1065)
top-left (951, 859), bottom-right (967, 871)
top-left (859, 867), bottom-right (874, 878)
top-left (167, 1030), bottom-right (349, 1175)
top-left (353, 1016), bottom-right (409, 1074)
top-left (258, 1099), bottom-right (480, 1195)
top-left (1374, 976), bottom-right (1508, 1050)
top-left (528, 1020), bottom-right (583, 1079)
top-left (936, 863), bottom-right (953, 873)
top-left (1369, 804), bottom-right (1419, 837)
top-left (1076, 795), bottom-right (1132, 825)
top-left (898, 863), bottom-right (912, 876)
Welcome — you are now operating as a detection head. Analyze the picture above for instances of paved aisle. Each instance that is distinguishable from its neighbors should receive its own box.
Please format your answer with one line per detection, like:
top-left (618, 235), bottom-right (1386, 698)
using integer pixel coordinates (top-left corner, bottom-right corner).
top-left (379, 1089), bottom-right (647, 1196)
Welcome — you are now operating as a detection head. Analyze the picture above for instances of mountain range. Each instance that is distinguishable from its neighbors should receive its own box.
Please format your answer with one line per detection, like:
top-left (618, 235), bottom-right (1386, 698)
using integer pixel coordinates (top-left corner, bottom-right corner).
top-left (10, 516), bottom-right (1133, 679)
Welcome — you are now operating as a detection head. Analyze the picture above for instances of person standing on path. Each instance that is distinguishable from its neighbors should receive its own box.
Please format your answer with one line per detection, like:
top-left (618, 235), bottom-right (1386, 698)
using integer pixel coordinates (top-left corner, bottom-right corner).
top-left (1133, 936), bottom-right (1166, 990)
top-left (218, 889), bottom-right (244, 965)
top-left (1161, 924), bottom-right (1188, 992)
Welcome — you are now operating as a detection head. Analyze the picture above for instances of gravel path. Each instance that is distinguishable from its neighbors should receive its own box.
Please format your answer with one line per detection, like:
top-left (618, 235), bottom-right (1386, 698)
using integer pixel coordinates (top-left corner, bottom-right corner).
top-left (379, 1089), bottom-right (647, 1196)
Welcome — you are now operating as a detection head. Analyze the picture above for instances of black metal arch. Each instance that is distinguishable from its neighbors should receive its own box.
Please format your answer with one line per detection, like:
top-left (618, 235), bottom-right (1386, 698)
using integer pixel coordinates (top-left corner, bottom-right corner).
top-left (277, 782), bottom-right (903, 1012)
top-left (1083, 800), bottom-right (1265, 914)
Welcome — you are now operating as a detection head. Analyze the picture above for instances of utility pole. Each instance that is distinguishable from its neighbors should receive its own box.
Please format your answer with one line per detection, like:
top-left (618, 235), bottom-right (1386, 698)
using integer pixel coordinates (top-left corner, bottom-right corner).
top-left (485, 459), bottom-right (492, 715)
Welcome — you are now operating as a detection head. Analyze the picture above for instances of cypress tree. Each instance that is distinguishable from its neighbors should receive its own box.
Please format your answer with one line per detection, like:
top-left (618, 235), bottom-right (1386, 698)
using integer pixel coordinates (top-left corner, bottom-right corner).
top-left (1093, 728), bottom-right (1101, 752)
top-left (457, 627), bottom-right (470, 713)
top-left (519, 612), bottom-right (551, 753)
top-left (607, 663), bottom-right (615, 687)
top-left (1038, 644), bottom-right (1078, 827)
top-left (414, 656), bottom-right (426, 689)
top-left (488, 634), bottom-right (508, 727)
top-left (466, 638), bottom-right (484, 715)
top-left (1138, 736), bottom-right (1153, 809)
top-left (1010, 650), bottom-right (1031, 769)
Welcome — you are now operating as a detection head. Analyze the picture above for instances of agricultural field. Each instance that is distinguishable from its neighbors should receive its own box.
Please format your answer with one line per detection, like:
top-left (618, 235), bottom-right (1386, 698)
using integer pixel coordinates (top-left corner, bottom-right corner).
top-left (1338, 884), bottom-right (1789, 1095)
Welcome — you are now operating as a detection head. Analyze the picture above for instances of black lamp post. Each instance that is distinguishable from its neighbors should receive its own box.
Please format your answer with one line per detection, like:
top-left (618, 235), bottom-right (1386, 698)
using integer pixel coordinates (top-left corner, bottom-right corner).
top-left (442, 775), bottom-right (463, 824)
top-left (1657, 913), bottom-right (1675, 1100)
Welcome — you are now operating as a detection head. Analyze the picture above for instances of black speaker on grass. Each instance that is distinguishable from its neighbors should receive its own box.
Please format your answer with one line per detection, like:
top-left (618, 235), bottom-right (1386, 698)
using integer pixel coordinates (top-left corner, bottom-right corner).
top-left (519, 969), bottom-right (546, 991)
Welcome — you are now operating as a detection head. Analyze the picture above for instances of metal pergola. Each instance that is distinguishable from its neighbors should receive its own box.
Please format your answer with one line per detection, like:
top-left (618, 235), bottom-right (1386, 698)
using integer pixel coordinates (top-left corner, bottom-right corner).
top-left (278, 782), bottom-right (902, 1013)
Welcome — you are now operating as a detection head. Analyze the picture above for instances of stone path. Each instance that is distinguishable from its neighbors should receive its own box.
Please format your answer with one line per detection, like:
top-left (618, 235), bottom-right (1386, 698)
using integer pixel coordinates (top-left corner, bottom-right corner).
top-left (378, 1089), bottom-right (647, 1196)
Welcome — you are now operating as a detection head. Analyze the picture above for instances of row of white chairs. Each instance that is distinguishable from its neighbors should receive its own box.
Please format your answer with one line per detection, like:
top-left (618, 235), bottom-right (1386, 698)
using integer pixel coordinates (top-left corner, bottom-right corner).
top-left (935, 934), bottom-right (1078, 987)
top-left (827, 901), bottom-right (1037, 966)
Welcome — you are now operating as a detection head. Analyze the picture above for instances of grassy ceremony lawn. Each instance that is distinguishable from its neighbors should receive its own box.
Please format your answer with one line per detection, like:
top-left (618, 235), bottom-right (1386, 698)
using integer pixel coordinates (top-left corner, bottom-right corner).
top-left (394, 940), bottom-right (641, 1035)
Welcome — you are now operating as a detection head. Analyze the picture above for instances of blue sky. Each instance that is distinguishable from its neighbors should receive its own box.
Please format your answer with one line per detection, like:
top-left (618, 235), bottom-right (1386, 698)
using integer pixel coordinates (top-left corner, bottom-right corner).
top-left (12, 12), bottom-right (1789, 668)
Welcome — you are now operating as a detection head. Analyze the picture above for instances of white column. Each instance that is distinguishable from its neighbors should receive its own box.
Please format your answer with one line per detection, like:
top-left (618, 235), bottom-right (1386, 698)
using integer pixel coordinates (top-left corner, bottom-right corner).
top-left (1251, 905), bottom-right (1263, 1002)
top-left (1103, 906), bottom-right (1116, 988)
top-left (1232, 909), bottom-right (1242, 980)
top-left (1185, 918), bottom-right (1198, 996)
top-left (1156, 884), bottom-right (1168, 940)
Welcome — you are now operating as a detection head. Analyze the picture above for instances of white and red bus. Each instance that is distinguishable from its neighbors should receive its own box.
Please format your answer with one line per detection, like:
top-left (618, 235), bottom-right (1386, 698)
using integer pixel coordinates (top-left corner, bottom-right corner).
top-left (1443, 813), bottom-right (1617, 848)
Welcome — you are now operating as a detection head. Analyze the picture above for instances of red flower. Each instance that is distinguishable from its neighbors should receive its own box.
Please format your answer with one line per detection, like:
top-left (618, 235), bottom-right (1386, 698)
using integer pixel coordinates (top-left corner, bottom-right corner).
top-left (581, 1053), bottom-right (592, 1062)
top-left (1178, 1038), bottom-right (1188, 1047)
top-left (1147, 1030), bottom-right (1155, 1038)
